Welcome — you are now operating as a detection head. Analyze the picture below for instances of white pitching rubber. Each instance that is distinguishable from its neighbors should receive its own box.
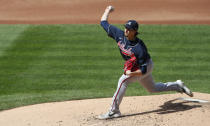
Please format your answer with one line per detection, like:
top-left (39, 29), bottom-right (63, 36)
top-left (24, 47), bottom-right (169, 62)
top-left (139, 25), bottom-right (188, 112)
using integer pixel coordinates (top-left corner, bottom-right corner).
top-left (178, 97), bottom-right (209, 103)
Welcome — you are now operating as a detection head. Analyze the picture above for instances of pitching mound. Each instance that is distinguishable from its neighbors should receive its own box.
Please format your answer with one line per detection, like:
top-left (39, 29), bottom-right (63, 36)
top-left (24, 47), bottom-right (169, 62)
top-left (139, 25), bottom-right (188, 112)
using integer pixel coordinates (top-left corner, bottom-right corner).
top-left (0, 92), bottom-right (210, 126)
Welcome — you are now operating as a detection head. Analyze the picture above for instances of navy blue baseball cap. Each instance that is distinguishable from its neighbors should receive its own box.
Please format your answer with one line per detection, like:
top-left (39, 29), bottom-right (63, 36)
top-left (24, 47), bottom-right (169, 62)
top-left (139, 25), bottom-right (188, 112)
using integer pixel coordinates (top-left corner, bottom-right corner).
top-left (124, 20), bottom-right (139, 31)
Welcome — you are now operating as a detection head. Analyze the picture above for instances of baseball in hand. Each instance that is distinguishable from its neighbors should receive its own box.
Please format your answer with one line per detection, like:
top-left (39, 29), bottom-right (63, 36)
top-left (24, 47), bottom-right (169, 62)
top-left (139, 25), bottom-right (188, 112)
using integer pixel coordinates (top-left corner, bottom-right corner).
top-left (107, 5), bottom-right (114, 12)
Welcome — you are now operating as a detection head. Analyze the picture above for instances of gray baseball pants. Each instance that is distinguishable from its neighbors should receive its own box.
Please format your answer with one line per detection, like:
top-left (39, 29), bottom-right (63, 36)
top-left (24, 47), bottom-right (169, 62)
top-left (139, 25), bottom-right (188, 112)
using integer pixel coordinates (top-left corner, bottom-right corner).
top-left (110, 59), bottom-right (182, 112)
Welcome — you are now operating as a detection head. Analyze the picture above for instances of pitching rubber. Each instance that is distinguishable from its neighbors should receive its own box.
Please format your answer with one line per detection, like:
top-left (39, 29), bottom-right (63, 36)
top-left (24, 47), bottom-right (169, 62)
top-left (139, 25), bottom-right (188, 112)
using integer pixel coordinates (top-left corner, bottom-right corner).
top-left (178, 97), bottom-right (209, 103)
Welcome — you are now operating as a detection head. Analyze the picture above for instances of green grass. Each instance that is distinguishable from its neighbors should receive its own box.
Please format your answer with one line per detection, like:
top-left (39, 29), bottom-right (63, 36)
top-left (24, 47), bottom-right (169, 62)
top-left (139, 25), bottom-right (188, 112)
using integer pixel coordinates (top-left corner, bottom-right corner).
top-left (0, 24), bottom-right (210, 110)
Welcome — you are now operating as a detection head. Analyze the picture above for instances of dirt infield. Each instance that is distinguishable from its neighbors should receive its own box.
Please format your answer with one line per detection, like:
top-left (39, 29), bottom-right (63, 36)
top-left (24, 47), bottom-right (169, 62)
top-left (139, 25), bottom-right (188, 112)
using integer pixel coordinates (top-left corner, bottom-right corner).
top-left (0, 93), bottom-right (210, 126)
top-left (0, 0), bottom-right (210, 24)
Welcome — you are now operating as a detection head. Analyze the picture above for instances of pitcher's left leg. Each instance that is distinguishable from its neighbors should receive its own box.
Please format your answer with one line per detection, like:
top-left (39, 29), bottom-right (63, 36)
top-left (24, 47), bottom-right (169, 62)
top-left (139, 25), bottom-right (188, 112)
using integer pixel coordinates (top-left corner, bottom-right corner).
top-left (98, 74), bottom-right (139, 119)
top-left (110, 74), bottom-right (138, 112)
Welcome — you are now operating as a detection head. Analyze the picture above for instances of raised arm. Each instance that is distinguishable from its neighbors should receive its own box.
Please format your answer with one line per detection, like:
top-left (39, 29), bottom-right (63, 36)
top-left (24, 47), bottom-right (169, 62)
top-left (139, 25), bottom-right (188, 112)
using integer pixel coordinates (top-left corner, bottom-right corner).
top-left (101, 6), bottom-right (114, 21)
top-left (100, 6), bottom-right (123, 40)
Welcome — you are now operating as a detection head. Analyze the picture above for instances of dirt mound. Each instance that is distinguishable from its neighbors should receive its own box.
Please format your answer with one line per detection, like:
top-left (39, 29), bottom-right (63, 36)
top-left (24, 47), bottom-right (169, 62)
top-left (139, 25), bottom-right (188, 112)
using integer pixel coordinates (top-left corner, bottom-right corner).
top-left (0, 0), bottom-right (210, 24)
top-left (0, 92), bottom-right (210, 126)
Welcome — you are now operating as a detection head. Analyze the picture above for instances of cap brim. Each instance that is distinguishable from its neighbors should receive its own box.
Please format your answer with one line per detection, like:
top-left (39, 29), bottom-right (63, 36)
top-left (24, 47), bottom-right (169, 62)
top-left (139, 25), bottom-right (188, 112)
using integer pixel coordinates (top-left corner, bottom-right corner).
top-left (124, 25), bottom-right (139, 31)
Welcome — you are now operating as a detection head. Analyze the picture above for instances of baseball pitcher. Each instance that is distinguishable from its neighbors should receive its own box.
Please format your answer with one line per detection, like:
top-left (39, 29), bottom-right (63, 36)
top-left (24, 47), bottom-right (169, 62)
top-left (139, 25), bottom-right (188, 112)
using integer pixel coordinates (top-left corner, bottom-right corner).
top-left (98, 6), bottom-right (193, 119)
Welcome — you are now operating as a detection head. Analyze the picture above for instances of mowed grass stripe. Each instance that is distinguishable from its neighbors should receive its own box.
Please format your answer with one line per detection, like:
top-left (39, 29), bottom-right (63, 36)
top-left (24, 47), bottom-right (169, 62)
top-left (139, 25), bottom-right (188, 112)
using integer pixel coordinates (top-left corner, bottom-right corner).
top-left (0, 25), bottom-right (121, 96)
top-left (0, 24), bottom-right (210, 110)
top-left (0, 25), bottom-right (29, 56)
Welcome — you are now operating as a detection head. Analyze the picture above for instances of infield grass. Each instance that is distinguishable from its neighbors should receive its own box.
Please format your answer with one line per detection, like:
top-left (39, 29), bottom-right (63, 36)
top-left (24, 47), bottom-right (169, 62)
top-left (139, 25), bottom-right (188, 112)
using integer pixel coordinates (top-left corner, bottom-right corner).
top-left (0, 24), bottom-right (210, 110)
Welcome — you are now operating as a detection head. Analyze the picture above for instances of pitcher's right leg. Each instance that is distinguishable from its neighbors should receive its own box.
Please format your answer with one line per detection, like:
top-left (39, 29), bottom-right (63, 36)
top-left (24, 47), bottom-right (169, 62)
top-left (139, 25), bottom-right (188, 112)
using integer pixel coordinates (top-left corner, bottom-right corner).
top-left (138, 74), bottom-right (193, 96)
top-left (138, 59), bottom-right (193, 96)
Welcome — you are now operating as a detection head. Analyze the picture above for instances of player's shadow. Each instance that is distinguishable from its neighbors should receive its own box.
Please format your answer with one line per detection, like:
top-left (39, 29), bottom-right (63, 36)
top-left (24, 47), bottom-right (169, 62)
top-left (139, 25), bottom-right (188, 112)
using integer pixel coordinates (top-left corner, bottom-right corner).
top-left (119, 98), bottom-right (202, 118)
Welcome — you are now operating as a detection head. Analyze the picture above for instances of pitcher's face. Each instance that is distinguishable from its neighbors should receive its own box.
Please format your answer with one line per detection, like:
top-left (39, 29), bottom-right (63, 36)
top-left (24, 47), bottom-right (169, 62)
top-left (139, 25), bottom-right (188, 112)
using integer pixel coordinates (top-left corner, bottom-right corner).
top-left (124, 28), bottom-right (136, 38)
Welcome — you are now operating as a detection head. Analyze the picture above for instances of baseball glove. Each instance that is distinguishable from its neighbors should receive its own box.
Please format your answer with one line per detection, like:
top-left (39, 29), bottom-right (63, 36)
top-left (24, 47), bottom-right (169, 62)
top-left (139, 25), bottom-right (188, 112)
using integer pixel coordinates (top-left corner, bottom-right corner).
top-left (124, 56), bottom-right (139, 74)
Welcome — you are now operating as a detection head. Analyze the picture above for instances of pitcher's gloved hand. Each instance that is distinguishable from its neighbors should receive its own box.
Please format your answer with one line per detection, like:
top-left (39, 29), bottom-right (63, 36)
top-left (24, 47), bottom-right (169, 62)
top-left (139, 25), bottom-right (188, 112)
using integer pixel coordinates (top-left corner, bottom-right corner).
top-left (124, 56), bottom-right (139, 75)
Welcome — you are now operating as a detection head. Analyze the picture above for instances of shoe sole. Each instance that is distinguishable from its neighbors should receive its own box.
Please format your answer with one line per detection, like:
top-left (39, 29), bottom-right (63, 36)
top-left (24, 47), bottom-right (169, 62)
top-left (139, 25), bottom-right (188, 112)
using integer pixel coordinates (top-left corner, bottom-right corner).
top-left (177, 80), bottom-right (193, 97)
top-left (182, 85), bottom-right (194, 97)
top-left (97, 114), bottom-right (121, 120)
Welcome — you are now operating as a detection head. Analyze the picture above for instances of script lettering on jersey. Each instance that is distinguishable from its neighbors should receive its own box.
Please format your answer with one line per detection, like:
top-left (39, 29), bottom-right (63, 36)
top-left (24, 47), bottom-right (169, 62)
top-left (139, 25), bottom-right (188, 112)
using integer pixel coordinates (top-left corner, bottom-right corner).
top-left (117, 41), bottom-right (134, 56)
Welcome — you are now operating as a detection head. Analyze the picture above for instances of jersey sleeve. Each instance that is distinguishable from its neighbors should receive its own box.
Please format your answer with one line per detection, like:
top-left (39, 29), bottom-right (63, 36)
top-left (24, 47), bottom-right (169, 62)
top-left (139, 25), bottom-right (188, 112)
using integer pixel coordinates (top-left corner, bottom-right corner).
top-left (134, 39), bottom-right (151, 74)
top-left (134, 47), bottom-right (148, 74)
top-left (100, 21), bottom-right (123, 40)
